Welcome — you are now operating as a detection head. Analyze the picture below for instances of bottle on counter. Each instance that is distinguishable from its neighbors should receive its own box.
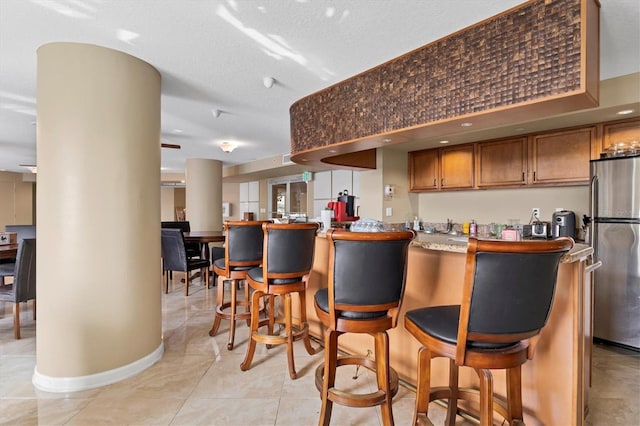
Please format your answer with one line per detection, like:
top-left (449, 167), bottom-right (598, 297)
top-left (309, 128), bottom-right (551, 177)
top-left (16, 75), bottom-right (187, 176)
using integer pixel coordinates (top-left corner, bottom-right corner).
top-left (462, 222), bottom-right (470, 235)
top-left (470, 220), bottom-right (477, 236)
top-left (413, 216), bottom-right (421, 232)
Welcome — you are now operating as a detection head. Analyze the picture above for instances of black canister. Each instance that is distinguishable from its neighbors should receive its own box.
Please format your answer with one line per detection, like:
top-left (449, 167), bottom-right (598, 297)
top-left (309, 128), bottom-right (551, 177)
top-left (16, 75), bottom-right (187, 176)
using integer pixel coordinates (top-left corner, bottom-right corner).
top-left (337, 190), bottom-right (355, 217)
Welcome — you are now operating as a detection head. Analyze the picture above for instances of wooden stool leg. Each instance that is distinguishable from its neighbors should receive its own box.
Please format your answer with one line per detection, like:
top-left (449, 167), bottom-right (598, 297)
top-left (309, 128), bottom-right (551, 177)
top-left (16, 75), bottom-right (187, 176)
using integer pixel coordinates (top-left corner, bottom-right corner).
top-left (284, 293), bottom-right (297, 379)
top-left (319, 329), bottom-right (338, 426)
top-left (165, 272), bottom-right (170, 294)
top-left (13, 302), bottom-right (21, 339)
top-left (478, 368), bottom-right (494, 426)
top-left (413, 347), bottom-right (432, 425)
top-left (445, 359), bottom-right (459, 426)
top-left (184, 272), bottom-right (190, 296)
top-left (298, 289), bottom-right (319, 355)
top-left (209, 277), bottom-right (225, 336)
top-left (374, 331), bottom-right (394, 426)
top-left (228, 279), bottom-right (237, 350)
top-left (507, 365), bottom-right (524, 424)
top-left (240, 290), bottom-right (264, 372)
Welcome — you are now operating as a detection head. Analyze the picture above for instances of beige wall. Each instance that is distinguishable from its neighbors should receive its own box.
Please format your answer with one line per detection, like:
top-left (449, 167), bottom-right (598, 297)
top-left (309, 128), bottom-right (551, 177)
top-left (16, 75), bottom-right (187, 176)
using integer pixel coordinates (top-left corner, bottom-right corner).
top-left (417, 186), bottom-right (589, 225)
top-left (222, 182), bottom-right (241, 220)
top-left (0, 171), bottom-right (34, 229)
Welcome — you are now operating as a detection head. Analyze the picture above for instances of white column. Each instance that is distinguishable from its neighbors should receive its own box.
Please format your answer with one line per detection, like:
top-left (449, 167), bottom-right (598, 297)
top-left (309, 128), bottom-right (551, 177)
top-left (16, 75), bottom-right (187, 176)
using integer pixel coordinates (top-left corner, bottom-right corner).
top-left (185, 158), bottom-right (222, 231)
top-left (34, 42), bottom-right (162, 392)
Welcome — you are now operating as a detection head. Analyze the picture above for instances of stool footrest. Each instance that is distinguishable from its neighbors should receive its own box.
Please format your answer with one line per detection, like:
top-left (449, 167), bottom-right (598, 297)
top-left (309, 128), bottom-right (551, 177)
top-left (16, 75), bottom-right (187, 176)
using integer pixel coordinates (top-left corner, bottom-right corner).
top-left (251, 322), bottom-right (309, 346)
top-left (315, 355), bottom-right (399, 408)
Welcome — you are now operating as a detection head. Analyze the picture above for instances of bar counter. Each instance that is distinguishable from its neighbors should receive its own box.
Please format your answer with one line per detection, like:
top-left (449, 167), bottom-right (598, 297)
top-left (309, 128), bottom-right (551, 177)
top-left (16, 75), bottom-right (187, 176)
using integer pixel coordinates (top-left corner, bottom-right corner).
top-left (300, 232), bottom-right (593, 425)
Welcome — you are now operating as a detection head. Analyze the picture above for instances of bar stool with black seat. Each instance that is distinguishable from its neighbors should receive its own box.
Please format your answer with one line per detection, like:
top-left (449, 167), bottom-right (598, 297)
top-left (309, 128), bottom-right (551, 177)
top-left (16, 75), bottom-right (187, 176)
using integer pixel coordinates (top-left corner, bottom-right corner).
top-left (160, 228), bottom-right (210, 296)
top-left (404, 236), bottom-right (573, 426)
top-left (314, 229), bottom-right (415, 426)
top-left (240, 222), bottom-right (320, 380)
top-left (209, 220), bottom-right (265, 350)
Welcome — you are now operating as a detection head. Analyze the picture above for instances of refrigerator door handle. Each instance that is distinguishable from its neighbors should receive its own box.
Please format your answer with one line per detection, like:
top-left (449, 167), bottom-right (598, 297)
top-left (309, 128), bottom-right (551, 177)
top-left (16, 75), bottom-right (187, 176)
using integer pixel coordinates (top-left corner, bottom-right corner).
top-left (590, 174), bottom-right (598, 257)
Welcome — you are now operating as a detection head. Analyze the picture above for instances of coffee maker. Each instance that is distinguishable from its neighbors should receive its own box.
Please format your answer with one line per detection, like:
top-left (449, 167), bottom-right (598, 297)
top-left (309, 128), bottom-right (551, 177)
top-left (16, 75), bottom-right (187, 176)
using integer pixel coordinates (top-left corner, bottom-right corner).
top-left (552, 210), bottom-right (576, 239)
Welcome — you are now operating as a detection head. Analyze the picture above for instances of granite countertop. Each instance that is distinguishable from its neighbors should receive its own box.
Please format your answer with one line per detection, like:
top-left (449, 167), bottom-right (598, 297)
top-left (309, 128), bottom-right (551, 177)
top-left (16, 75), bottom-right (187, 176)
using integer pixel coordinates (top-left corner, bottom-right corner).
top-left (410, 233), bottom-right (592, 264)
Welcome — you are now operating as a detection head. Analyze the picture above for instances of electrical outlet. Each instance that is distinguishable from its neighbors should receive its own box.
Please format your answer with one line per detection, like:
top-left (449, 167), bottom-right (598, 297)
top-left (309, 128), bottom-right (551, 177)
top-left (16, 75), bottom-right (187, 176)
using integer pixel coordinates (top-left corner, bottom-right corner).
top-left (532, 208), bottom-right (540, 219)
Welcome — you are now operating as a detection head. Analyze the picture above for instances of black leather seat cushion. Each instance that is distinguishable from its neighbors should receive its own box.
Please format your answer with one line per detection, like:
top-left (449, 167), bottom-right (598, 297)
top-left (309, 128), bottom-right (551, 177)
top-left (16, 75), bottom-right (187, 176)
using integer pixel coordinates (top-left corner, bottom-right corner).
top-left (0, 262), bottom-right (15, 277)
top-left (214, 258), bottom-right (254, 272)
top-left (405, 305), bottom-right (516, 349)
top-left (247, 267), bottom-right (302, 285)
top-left (315, 288), bottom-right (387, 320)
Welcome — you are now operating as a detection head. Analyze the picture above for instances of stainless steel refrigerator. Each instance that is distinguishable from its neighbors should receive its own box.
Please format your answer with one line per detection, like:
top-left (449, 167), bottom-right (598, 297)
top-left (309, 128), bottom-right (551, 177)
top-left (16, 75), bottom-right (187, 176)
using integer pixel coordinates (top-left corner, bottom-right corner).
top-left (590, 154), bottom-right (640, 350)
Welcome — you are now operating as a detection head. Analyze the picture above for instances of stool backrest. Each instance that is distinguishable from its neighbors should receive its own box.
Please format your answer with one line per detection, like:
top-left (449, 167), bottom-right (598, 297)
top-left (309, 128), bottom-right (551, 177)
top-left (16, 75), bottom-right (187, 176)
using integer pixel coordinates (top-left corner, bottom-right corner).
top-left (13, 238), bottom-right (36, 303)
top-left (327, 230), bottom-right (415, 328)
top-left (458, 237), bottom-right (573, 357)
top-left (224, 221), bottom-right (267, 268)
top-left (161, 228), bottom-right (188, 271)
top-left (262, 222), bottom-right (319, 280)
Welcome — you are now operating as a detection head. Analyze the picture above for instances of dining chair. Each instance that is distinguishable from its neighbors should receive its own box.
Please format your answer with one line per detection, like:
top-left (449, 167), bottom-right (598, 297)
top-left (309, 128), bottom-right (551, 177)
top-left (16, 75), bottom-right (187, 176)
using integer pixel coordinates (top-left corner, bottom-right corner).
top-left (0, 238), bottom-right (36, 339)
top-left (404, 236), bottom-right (573, 426)
top-left (160, 228), bottom-right (210, 296)
top-left (314, 229), bottom-right (415, 426)
top-left (0, 225), bottom-right (36, 285)
top-left (240, 222), bottom-right (320, 379)
top-left (210, 220), bottom-right (266, 350)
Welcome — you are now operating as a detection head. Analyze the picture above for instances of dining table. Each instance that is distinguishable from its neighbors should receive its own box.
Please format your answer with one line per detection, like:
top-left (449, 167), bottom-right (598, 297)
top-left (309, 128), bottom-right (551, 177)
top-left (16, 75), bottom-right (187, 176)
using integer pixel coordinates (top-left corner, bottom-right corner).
top-left (0, 244), bottom-right (18, 260)
top-left (183, 231), bottom-right (225, 261)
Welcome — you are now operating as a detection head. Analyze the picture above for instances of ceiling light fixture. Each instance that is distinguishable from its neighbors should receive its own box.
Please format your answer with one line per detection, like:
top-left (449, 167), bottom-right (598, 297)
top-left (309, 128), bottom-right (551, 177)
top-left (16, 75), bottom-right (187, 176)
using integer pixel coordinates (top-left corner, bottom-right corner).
top-left (219, 141), bottom-right (237, 153)
top-left (263, 76), bottom-right (275, 88)
top-left (461, 122), bottom-right (473, 127)
top-left (382, 138), bottom-right (392, 143)
top-left (617, 109), bottom-right (635, 115)
top-left (439, 140), bottom-right (449, 144)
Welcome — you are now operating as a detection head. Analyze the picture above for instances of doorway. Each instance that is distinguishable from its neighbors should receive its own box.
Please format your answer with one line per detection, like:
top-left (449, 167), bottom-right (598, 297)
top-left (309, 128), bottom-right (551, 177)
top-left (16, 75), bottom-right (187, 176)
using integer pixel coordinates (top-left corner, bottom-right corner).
top-left (268, 176), bottom-right (308, 221)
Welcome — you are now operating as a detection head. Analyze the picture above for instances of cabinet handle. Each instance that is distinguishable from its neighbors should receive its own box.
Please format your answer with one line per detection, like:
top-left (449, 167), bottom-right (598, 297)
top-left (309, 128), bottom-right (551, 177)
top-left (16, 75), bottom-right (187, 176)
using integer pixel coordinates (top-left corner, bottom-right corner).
top-left (433, 178), bottom-right (436, 187)
top-left (522, 172), bottom-right (525, 182)
top-left (441, 178), bottom-right (445, 187)
top-left (533, 171), bottom-right (536, 181)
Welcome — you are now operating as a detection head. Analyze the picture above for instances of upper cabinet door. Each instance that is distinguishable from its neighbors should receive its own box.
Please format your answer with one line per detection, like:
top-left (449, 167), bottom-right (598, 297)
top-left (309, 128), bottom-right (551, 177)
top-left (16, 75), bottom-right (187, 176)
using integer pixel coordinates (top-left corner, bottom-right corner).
top-left (440, 145), bottom-right (474, 189)
top-left (409, 149), bottom-right (439, 191)
top-left (530, 127), bottom-right (595, 185)
top-left (601, 118), bottom-right (640, 156)
top-left (476, 137), bottom-right (527, 187)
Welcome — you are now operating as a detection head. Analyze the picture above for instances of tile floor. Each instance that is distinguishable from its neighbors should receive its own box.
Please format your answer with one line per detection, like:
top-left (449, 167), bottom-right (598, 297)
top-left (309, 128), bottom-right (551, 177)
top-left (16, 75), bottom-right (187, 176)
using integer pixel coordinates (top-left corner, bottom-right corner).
top-left (1, 275), bottom-right (638, 425)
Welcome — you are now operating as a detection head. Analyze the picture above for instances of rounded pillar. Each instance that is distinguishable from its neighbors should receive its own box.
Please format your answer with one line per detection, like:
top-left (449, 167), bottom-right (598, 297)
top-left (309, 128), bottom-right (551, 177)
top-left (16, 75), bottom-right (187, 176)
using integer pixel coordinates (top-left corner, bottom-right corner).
top-left (185, 158), bottom-right (222, 231)
top-left (34, 42), bottom-right (162, 391)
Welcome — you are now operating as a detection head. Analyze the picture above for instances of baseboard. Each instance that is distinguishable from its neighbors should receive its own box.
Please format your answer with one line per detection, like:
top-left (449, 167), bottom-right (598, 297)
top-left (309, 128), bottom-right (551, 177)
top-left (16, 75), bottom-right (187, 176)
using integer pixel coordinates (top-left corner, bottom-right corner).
top-left (31, 341), bottom-right (164, 393)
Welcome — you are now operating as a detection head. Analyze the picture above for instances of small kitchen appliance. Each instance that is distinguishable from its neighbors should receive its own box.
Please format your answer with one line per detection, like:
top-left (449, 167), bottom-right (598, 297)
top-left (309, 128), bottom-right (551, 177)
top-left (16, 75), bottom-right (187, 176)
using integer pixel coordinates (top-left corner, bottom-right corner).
top-left (531, 221), bottom-right (550, 239)
top-left (552, 210), bottom-right (576, 239)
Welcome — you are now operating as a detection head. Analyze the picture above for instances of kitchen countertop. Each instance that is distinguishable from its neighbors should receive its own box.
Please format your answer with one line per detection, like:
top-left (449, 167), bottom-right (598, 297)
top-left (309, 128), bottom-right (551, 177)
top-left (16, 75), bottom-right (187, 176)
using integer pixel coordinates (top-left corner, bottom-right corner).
top-left (410, 232), bottom-right (592, 263)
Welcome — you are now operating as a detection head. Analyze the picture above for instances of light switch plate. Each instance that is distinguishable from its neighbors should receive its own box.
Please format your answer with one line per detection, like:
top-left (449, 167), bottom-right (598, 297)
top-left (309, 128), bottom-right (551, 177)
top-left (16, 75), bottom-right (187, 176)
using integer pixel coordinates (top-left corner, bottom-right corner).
top-left (386, 207), bottom-right (393, 216)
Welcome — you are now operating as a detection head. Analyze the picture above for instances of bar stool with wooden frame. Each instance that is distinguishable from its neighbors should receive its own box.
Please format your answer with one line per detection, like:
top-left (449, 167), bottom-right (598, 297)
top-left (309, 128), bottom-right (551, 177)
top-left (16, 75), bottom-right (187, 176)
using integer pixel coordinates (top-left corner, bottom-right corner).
top-left (314, 229), bottom-right (415, 426)
top-left (210, 220), bottom-right (266, 350)
top-left (240, 222), bottom-right (320, 380)
top-left (404, 236), bottom-right (573, 426)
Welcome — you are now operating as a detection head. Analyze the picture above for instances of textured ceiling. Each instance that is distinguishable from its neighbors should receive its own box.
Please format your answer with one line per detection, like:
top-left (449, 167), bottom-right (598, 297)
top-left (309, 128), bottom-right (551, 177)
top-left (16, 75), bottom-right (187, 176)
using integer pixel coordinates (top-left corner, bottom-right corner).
top-left (0, 0), bottom-right (638, 175)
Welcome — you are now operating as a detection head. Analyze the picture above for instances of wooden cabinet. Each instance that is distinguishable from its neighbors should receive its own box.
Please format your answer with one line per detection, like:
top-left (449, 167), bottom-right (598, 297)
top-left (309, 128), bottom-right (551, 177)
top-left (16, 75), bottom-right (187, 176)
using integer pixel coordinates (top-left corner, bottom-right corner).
top-left (440, 145), bottom-right (474, 189)
top-left (409, 149), bottom-right (438, 191)
top-left (475, 137), bottom-right (527, 187)
top-left (409, 145), bottom-right (473, 191)
top-left (529, 127), bottom-right (595, 185)
top-left (601, 118), bottom-right (640, 154)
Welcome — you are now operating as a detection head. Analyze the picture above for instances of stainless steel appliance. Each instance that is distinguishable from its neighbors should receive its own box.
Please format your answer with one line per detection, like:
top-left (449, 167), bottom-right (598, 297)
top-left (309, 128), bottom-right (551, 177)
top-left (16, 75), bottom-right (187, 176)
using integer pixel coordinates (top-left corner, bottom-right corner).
top-left (590, 154), bottom-right (640, 350)
top-left (552, 210), bottom-right (576, 239)
top-left (531, 221), bottom-right (550, 239)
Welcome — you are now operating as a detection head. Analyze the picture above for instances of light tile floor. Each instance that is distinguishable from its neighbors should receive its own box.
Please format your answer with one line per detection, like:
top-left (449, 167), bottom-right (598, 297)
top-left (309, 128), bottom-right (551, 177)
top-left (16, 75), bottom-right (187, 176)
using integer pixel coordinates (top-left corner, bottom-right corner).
top-left (1, 275), bottom-right (638, 425)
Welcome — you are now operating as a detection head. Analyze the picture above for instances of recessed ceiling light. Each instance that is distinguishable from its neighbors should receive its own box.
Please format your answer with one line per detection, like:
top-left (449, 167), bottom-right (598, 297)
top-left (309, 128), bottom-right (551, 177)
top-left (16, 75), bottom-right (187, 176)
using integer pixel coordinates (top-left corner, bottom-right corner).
top-left (617, 109), bottom-right (635, 115)
top-left (461, 122), bottom-right (473, 127)
top-left (515, 127), bottom-right (526, 132)
top-left (329, 150), bottom-right (337, 153)
top-left (301, 158), bottom-right (308, 162)
top-left (382, 138), bottom-right (392, 143)
top-left (173, 129), bottom-right (183, 133)
top-left (439, 140), bottom-right (449, 144)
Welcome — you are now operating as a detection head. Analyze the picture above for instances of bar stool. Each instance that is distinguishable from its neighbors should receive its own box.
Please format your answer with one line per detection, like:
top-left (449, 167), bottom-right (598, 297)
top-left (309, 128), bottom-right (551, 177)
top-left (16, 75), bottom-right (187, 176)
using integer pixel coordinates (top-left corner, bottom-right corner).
top-left (404, 237), bottom-right (573, 426)
top-left (240, 222), bottom-right (319, 380)
top-left (209, 221), bottom-right (265, 350)
top-left (314, 229), bottom-right (415, 426)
